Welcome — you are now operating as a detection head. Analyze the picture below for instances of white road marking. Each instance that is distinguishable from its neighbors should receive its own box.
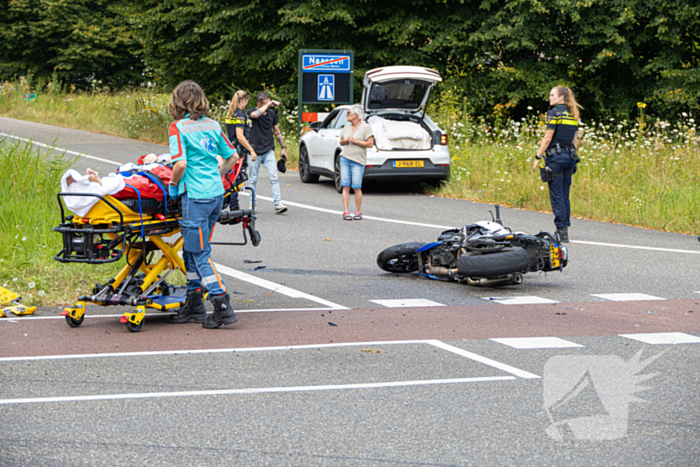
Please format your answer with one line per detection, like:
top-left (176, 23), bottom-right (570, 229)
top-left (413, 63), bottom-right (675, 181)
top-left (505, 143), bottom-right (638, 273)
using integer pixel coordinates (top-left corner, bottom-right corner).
top-left (482, 296), bottom-right (558, 305)
top-left (0, 132), bottom-right (120, 166)
top-left (0, 376), bottom-right (516, 405)
top-left (425, 340), bottom-right (541, 379)
top-left (248, 193), bottom-right (453, 229)
top-left (0, 339), bottom-right (541, 380)
top-left (619, 332), bottom-right (700, 345)
top-left (214, 264), bottom-right (347, 310)
top-left (6, 132), bottom-right (699, 254)
top-left (0, 307), bottom-right (343, 323)
top-left (369, 299), bottom-right (445, 308)
top-left (0, 339), bottom-right (429, 362)
top-left (591, 293), bottom-right (666, 302)
top-left (490, 337), bottom-right (584, 349)
top-left (570, 239), bottom-right (700, 255)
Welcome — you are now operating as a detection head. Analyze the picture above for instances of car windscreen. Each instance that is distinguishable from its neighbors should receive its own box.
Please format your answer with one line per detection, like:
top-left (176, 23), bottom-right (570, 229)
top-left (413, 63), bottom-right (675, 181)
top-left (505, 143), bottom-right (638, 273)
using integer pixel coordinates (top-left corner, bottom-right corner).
top-left (367, 79), bottom-right (430, 110)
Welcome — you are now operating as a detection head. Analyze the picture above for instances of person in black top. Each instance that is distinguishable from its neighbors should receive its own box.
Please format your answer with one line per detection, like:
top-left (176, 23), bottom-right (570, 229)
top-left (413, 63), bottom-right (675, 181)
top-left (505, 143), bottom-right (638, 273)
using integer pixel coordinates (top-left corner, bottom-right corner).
top-left (247, 92), bottom-right (288, 214)
top-left (531, 86), bottom-right (582, 242)
top-left (225, 90), bottom-right (255, 212)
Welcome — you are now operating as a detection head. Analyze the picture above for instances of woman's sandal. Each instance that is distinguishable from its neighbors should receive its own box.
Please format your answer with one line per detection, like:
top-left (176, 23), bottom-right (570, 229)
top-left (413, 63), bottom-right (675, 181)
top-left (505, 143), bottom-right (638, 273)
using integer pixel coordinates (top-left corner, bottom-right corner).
top-left (354, 212), bottom-right (362, 220)
top-left (343, 212), bottom-right (353, 221)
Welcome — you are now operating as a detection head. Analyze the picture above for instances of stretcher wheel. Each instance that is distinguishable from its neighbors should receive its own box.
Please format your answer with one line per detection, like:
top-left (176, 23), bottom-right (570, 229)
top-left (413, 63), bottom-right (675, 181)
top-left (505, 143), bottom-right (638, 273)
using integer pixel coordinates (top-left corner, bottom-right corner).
top-left (65, 315), bottom-right (84, 328)
top-left (126, 320), bottom-right (144, 333)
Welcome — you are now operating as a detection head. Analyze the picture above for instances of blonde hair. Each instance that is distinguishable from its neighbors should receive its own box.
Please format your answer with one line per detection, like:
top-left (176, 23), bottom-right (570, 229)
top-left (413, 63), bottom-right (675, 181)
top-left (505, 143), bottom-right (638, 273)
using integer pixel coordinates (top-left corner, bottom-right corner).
top-left (554, 86), bottom-right (582, 121)
top-left (227, 90), bottom-right (250, 118)
top-left (169, 80), bottom-right (209, 121)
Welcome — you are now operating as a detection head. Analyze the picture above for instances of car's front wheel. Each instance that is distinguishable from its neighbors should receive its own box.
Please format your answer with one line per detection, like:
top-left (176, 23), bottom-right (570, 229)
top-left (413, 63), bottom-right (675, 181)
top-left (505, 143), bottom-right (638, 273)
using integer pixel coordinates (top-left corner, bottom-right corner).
top-left (334, 154), bottom-right (343, 193)
top-left (299, 145), bottom-right (319, 183)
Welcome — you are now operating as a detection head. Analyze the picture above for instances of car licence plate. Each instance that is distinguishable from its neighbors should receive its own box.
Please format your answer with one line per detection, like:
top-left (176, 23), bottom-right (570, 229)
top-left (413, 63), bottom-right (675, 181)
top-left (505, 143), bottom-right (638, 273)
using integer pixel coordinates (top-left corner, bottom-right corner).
top-left (393, 160), bottom-right (424, 168)
top-left (549, 243), bottom-right (560, 269)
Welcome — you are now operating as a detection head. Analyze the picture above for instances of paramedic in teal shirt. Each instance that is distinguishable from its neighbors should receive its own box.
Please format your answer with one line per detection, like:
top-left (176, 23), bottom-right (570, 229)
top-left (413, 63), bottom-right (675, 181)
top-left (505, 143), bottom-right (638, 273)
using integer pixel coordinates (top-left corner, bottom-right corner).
top-left (167, 80), bottom-right (240, 329)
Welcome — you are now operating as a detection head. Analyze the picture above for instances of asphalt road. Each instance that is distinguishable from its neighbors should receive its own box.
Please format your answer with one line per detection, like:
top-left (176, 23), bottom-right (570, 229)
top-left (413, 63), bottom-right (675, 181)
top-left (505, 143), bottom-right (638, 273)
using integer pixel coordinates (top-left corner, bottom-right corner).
top-left (1, 117), bottom-right (699, 466)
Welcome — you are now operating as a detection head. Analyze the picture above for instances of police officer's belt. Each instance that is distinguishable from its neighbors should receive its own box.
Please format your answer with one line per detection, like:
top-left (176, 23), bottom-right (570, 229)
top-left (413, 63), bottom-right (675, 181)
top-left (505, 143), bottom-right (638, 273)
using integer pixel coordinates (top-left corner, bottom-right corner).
top-left (545, 143), bottom-right (576, 157)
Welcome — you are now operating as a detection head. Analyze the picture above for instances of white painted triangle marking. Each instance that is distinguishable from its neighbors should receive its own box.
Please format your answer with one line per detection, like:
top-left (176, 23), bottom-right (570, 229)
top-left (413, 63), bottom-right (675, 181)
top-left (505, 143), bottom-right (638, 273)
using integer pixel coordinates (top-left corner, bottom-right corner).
top-left (591, 293), bottom-right (665, 302)
top-left (369, 299), bottom-right (445, 308)
top-left (482, 296), bottom-right (558, 305)
top-left (490, 337), bottom-right (584, 349)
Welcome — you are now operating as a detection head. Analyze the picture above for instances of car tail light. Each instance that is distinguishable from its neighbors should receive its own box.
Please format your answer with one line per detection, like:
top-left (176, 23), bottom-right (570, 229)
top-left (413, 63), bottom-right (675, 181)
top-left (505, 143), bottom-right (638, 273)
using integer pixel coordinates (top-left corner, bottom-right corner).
top-left (440, 134), bottom-right (448, 145)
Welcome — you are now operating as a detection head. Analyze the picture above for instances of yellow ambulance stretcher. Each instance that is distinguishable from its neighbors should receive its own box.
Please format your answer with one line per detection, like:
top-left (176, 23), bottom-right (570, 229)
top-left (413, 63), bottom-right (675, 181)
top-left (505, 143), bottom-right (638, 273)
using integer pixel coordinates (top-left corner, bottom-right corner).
top-left (54, 161), bottom-right (259, 332)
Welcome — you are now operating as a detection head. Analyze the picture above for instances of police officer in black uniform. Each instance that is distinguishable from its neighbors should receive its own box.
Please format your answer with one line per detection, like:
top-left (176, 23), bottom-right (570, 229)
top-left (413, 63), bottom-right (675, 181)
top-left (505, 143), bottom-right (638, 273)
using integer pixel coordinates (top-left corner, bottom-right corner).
top-left (532, 86), bottom-right (582, 243)
top-left (225, 90), bottom-right (256, 212)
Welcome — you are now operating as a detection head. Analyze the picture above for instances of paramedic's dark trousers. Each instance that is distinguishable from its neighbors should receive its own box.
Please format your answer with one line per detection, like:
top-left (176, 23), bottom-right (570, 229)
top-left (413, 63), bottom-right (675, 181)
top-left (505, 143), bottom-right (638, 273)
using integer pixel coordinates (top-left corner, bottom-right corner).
top-left (547, 151), bottom-right (576, 229)
top-left (180, 193), bottom-right (227, 295)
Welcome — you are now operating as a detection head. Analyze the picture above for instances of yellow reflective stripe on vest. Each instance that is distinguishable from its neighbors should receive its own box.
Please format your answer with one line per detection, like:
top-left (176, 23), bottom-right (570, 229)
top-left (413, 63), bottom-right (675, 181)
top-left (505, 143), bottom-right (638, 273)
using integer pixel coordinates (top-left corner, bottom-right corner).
top-left (548, 117), bottom-right (579, 126)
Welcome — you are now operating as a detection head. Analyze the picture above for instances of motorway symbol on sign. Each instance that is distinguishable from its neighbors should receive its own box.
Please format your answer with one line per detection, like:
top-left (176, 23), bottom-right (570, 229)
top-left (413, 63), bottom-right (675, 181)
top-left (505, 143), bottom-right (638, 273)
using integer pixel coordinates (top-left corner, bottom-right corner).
top-left (318, 75), bottom-right (334, 101)
top-left (303, 54), bottom-right (351, 73)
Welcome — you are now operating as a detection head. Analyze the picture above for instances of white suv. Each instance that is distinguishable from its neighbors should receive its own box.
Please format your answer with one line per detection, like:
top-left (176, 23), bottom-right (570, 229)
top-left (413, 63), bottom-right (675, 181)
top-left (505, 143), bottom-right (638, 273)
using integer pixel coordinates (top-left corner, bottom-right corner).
top-left (299, 66), bottom-right (450, 191)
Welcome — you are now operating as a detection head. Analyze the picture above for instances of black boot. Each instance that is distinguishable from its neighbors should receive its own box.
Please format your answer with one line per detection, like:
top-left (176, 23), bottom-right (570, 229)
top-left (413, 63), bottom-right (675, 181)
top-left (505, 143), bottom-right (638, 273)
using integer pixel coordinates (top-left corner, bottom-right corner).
top-left (203, 293), bottom-right (238, 329)
top-left (556, 227), bottom-right (569, 243)
top-left (169, 290), bottom-right (206, 323)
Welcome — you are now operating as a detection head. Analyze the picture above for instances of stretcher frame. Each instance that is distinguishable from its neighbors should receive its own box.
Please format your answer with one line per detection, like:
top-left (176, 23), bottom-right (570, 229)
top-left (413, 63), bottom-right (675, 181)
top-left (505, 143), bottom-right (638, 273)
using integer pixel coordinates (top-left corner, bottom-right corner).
top-left (54, 164), bottom-right (259, 332)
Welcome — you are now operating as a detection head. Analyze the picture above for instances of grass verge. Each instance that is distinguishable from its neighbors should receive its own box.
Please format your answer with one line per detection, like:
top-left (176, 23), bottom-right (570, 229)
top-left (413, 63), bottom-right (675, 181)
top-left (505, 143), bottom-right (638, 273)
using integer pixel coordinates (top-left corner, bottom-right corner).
top-left (0, 137), bottom-right (127, 306)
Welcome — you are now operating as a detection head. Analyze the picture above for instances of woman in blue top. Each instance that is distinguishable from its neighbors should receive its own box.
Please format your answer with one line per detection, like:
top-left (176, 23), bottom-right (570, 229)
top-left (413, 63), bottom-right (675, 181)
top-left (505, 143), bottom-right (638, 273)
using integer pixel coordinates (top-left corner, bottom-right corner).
top-left (167, 80), bottom-right (240, 329)
top-left (532, 86), bottom-right (582, 243)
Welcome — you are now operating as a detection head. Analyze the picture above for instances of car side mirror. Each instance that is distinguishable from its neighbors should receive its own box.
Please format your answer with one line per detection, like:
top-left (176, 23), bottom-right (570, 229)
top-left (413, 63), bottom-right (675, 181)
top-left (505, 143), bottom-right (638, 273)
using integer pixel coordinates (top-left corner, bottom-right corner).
top-left (309, 121), bottom-right (321, 131)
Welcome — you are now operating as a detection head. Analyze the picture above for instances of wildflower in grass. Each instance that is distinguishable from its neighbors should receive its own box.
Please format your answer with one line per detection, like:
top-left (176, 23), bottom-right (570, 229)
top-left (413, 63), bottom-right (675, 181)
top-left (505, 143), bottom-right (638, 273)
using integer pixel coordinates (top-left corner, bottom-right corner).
top-left (37, 290), bottom-right (46, 297)
top-left (27, 282), bottom-right (35, 289)
top-left (637, 102), bottom-right (647, 109)
top-left (12, 277), bottom-right (18, 282)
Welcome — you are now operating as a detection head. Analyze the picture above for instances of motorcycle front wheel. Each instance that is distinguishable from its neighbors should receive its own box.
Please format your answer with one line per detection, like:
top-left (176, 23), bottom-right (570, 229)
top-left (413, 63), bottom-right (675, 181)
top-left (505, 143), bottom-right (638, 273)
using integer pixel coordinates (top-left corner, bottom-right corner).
top-left (376, 242), bottom-right (426, 273)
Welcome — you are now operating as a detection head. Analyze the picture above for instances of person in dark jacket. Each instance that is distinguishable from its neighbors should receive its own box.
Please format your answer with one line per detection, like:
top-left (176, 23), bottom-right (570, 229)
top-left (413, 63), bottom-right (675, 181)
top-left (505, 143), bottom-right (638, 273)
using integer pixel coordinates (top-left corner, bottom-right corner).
top-left (225, 90), bottom-right (256, 212)
top-left (532, 86), bottom-right (582, 242)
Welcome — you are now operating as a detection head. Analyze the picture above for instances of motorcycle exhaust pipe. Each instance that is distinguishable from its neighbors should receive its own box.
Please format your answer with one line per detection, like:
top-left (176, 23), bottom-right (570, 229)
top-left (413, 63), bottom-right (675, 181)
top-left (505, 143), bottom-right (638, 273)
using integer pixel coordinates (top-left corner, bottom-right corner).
top-left (466, 277), bottom-right (514, 287)
top-left (427, 266), bottom-right (459, 276)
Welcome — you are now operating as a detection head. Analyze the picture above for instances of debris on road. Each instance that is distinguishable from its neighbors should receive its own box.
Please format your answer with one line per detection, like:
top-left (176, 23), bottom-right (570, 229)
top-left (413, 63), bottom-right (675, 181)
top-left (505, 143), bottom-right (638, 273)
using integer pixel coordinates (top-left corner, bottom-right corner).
top-left (328, 322), bottom-right (337, 327)
top-left (254, 265), bottom-right (267, 271)
top-left (244, 260), bottom-right (263, 264)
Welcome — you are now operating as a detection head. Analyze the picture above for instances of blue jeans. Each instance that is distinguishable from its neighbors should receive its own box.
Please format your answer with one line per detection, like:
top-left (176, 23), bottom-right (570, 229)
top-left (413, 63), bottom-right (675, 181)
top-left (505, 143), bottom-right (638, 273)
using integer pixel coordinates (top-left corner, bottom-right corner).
top-left (248, 149), bottom-right (281, 210)
top-left (547, 151), bottom-right (576, 229)
top-left (340, 156), bottom-right (365, 189)
top-left (180, 193), bottom-right (227, 295)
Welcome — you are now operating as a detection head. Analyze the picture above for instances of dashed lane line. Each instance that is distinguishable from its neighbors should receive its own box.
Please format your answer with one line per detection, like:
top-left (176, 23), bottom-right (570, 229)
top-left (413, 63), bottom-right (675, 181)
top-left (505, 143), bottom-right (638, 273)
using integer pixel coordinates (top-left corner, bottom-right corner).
top-left (619, 332), bottom-right (700, 345)
top-left (482, 296), bottom-right (558, 305)
top-left (369, 299), bottom-right (446, 308)
top-left (490, 337), bottom-right (585, 349)
top-left (591, 293), bottom-right (666, 302)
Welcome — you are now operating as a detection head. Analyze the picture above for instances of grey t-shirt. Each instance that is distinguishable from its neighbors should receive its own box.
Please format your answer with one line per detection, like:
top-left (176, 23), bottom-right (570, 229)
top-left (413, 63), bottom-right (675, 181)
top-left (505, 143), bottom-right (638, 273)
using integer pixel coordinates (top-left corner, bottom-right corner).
top-left (340, 122), bottom-right (374, 165)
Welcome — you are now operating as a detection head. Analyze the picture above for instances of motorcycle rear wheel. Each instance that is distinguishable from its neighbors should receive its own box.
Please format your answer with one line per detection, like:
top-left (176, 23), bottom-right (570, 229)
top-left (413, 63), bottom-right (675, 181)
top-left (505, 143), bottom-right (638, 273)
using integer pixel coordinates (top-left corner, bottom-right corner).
top-left (457, 247), bottom-right (529, 278)
top-left (377, 242), bottom-right (426, 273)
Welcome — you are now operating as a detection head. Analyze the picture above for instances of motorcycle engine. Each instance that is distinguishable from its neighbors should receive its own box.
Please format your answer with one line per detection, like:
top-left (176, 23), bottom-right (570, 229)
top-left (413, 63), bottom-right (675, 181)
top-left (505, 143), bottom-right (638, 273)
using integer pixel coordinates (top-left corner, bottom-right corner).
top-left (429, 244), bottom-right (460, 267)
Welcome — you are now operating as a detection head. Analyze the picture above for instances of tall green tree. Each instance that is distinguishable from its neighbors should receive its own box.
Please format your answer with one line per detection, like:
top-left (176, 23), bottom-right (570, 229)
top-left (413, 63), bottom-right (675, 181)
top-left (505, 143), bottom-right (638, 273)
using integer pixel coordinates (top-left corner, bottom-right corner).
top-left (0, 0), bottom-right (143, 86)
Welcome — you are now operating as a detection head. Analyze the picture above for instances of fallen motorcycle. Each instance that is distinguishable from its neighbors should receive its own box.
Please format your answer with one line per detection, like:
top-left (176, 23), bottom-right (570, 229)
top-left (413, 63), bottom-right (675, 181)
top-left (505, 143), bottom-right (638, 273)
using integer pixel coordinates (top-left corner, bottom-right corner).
top-left (377, 205), bottom-right (567, 286)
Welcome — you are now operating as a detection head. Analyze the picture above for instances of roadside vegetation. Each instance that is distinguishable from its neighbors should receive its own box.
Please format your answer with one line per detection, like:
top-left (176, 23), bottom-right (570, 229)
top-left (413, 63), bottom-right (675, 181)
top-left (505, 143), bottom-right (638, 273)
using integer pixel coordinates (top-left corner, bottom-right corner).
top-left (0, 137), bottom-right (127, 306)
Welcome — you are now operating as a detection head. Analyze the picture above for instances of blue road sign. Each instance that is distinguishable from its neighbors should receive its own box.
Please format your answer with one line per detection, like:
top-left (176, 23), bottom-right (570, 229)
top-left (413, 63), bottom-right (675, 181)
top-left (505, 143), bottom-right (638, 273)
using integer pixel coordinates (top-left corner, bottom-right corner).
top-left (318, 75), bottom-right (335, 101)
top-left (303, 54), bottom-right (351, 73)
